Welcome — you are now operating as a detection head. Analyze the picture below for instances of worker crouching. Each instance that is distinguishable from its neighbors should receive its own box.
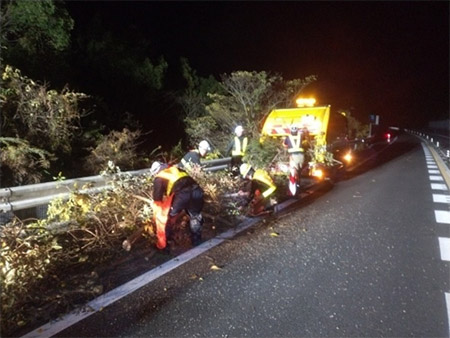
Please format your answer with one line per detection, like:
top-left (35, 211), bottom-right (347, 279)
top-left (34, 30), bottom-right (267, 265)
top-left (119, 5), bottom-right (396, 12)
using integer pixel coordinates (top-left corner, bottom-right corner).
top-left (238, 163), bottom-right (277, 217)
top-left (150, 161), bottom-right (204, 251)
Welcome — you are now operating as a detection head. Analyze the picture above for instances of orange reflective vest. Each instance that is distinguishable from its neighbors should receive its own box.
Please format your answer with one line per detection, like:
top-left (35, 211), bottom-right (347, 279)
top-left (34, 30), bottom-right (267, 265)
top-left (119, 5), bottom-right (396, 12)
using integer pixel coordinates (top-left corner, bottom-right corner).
top-left (152, 167), bottom-right (188, 249)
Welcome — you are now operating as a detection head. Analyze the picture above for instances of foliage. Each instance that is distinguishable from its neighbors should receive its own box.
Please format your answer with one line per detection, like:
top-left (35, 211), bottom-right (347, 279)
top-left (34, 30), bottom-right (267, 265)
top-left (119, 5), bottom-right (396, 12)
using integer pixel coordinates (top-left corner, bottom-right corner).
top-left (1, 65), bottom-right (87, 153)
top-left (81, 28), bottom-right (168, 92)
top-left (0, 163), bottom-right (153, 336)
top-left (0, 0), bottom-right (74, 55)
top-left (182, 70), bottom-right (317, 154)
top-left (0, 218), bottom-right (65, 334)
top-left (0, 161), bottom-right (250, 335)
top-left (179, 57), bottom-right (221, 120)
top-left (0, 137), bottom-right (53, 186)
top-left (0, 0), bottom-right (74, 82)
top-left (83, 128), bottom-right (145, 174)
top-left (340, 109), bottom-right (370, 139)
top-left (184, 115), bottom-right (221, 150)
top-left (0, 65), bottom-right (89, 186)
top-left (243, 136), bottom-right (285, 170)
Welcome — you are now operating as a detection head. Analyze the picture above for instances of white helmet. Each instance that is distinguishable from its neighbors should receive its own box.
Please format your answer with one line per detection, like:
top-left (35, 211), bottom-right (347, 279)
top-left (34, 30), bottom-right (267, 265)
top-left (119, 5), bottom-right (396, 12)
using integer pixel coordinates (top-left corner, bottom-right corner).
top-left (198, 140), bottom-right (211, 152)
top-left (240, 163), bottom-right (253, 178)
top-left (150, 161), bottom-right (162, 176)
top-left (234, 125), bottom-right (244, 135)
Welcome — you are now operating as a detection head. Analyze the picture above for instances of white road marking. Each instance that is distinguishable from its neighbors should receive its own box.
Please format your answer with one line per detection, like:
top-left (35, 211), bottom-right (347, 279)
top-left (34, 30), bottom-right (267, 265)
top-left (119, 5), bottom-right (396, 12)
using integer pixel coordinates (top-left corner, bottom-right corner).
top-left (21, 194), bottom-right (303, 338)
top-left (446, 293), bottom-right (450, 336)
top-left (430, 175), bottom-right (444, 181)
top-left (433, 194), bottom-right (450, 204)
top-left (429, 170), bottom-right (440, 174)
top-left (431, 183), bottom-right (449, 191)
top-left (423, 143), bottom-right (450, 337)
top-left (435, 210), bottom-right (450, 224)
top-left (438, 237), bottom-right (450, 261)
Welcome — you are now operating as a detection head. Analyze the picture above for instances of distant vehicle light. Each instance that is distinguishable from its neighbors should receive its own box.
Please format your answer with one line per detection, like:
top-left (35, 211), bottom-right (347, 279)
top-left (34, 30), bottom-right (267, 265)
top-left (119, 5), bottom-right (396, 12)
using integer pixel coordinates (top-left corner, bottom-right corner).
top-left (343, 152), bottom-right (352, 163)
top-left (385, 133), bottom-right (391, 142)
top-left (296, 97), bottom-right (316, 107)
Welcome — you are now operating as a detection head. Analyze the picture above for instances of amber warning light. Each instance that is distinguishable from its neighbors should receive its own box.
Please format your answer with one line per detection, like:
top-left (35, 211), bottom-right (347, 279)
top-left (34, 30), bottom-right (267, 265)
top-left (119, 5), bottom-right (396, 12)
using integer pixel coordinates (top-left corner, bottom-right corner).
top-left (296, 97), bottom-right (316, 107)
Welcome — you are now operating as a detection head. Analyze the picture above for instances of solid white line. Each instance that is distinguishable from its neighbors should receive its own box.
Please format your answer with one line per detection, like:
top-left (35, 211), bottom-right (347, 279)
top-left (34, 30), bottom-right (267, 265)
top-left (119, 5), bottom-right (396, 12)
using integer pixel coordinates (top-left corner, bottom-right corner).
top-left (438, 237), bottom-right (450, 261)
top-left (435, 210), bottom-right (450, 224)
top-left (430, 175), bottom-right (444, 181)
top-left (22, 224), bottom-right (253, 337)
top-left (433, 194), bottom-right (450, 204)
top-left (21, 193), bottom-right (305, 338)
top-left (431, 183), bottom-right (449, 191)
top-left (446, 293), bottom-right (450, 336)
top-left (20, 217), bottom-right (254, 338)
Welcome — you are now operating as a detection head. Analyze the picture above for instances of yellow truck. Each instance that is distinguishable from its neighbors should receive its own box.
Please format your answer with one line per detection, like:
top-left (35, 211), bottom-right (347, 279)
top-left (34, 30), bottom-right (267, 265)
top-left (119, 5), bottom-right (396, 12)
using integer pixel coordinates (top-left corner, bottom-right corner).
top-left (261, 103), bottom-right (353, 182)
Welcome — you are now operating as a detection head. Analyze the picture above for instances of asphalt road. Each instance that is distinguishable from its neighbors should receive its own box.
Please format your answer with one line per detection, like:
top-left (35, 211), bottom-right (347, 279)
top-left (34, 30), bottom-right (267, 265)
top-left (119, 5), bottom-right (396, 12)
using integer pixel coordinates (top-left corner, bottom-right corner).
top-left (58, 133), bottom-right (449, 337)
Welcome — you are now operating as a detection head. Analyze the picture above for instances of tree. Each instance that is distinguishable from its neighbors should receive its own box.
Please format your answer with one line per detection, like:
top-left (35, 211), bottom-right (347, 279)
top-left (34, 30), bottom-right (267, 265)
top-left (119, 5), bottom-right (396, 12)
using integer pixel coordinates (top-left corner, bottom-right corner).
top-left (178, 57), bottom-right (221, 119)
top-left (73, 15), bottom-right (168, 126)
top-left (0, 65), bottom-right (88, 186)
top-left (183, 70), bottom-right (316, 153)
top-left (0, 0), bottom-right (74, 81)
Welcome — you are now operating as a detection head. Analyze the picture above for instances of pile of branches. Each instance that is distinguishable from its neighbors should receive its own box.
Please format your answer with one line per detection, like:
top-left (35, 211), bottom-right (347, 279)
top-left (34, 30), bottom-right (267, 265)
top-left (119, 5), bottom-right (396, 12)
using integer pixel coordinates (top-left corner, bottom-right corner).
top-left (0, 162), bottom-right (242, 336)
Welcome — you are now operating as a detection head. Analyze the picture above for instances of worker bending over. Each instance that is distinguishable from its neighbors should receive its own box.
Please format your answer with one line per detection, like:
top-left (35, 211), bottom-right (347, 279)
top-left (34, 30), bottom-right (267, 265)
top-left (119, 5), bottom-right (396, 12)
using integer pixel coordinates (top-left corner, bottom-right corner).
top-left (150, 161), bottom-right (204, 250)
top-left (238, 163), bottom-right (277, 216)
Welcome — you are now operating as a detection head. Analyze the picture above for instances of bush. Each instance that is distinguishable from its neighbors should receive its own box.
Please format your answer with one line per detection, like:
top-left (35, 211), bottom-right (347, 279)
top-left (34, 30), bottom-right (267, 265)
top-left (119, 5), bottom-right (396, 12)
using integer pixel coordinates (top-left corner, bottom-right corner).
top-left (0, 161), bottom-right (247, 335)
top-left (83, 128), bottom-right (145, 174)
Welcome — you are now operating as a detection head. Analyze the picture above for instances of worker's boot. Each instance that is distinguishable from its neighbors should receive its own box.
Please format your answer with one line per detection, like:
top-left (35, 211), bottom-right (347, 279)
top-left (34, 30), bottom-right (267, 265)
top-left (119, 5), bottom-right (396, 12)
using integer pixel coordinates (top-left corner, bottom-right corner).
top-left (188, 213), bottom-right (203, 246)
top-left (191, 232), bottom-right (202, 246)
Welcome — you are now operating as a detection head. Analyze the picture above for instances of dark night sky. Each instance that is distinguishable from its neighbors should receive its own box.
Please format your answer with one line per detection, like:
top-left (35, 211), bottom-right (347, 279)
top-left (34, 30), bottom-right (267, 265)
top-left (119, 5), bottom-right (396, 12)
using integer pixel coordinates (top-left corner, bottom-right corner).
top-left (66, 1), bottom-right (449, 129)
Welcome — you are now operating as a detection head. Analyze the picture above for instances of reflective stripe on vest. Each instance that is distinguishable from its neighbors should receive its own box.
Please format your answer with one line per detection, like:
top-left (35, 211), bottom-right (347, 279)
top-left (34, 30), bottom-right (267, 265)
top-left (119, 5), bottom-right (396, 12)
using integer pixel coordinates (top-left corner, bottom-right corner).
top-left (156, 167), bottom-right (188, 195)
top-left (231, 137), bottom-right (248, 157)
top-left (253, 169), bottom-right (277, 198)
top-left (287, 134), bottom-right (304, 153)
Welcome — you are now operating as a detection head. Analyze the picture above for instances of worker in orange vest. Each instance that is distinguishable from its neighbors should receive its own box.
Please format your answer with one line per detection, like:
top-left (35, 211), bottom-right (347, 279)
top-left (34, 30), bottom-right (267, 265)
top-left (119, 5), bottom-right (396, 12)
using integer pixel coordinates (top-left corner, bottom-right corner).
top-left (149, 161), bottom-right (204, 250)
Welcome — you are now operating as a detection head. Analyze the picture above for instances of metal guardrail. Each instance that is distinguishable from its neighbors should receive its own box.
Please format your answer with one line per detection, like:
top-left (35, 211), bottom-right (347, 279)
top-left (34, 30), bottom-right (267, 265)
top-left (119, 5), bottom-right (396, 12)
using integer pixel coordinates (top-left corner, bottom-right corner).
top-left (406, 129), bottom-right (450, 167)
top-left (0, 158), bottom-right (232, 220)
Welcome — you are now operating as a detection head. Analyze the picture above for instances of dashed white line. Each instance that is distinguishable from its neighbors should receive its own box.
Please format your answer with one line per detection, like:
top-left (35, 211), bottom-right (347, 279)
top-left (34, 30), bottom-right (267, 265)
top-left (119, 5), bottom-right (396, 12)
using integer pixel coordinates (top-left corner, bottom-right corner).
top-left (429, 170), bottom-right (440, 174)
top-left (428, 165), bottom-right (438, 169)
top-left (434, 210), bottom-right (450, 224)
top-left (431, 183), bottom-right (449, 191)
top-left (433, 194), bottom-right (450, 204)
top-left (430, 175), bottom-right (444, 181)
top-left (438, 237), bottom-right (450, 261)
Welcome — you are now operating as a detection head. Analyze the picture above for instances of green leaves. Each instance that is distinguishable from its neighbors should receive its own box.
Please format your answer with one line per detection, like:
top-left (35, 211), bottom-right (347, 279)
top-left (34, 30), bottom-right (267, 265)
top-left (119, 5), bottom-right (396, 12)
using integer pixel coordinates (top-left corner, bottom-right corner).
top-left (1, 0), bottom-right (74, 54)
